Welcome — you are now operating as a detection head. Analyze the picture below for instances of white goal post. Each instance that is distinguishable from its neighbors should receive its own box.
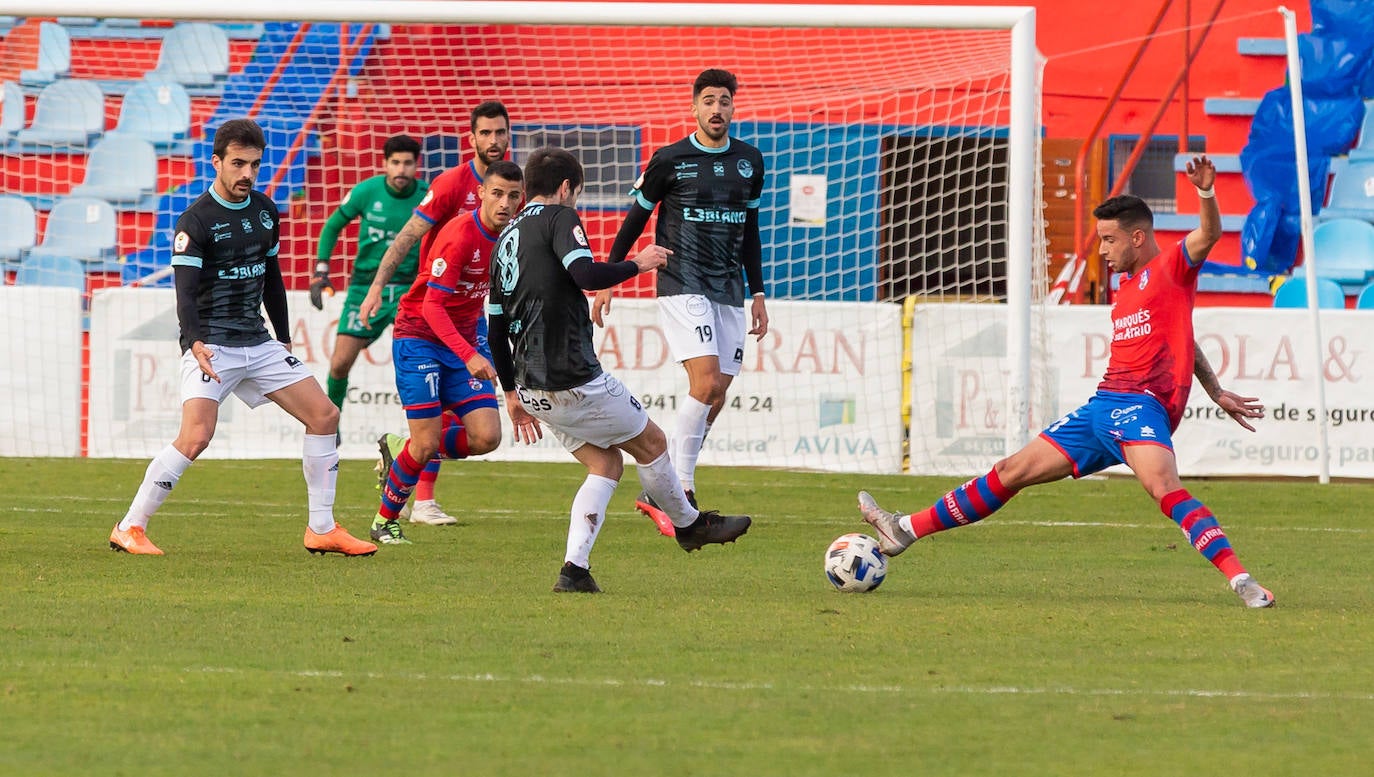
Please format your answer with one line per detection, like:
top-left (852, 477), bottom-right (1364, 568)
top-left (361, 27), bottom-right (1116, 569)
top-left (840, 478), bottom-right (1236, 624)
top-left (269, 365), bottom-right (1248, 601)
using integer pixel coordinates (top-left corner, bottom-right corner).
top-left (4, 1), bottom-right (1044, 475)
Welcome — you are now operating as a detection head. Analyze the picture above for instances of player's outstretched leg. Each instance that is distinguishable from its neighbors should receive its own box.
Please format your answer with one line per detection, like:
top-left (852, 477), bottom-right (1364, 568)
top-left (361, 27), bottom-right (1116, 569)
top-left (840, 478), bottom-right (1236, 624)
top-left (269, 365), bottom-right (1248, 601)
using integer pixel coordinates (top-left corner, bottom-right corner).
top-left (634, 451), bottom-right (748, 552)
top-left (1160, 489), bottom-right (1275, 608)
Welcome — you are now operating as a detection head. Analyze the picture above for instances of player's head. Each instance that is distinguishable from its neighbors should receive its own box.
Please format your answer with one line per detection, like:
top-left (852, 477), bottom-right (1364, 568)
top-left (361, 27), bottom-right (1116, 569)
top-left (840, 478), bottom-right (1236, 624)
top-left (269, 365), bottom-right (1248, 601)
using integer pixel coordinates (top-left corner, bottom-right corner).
top-left (523, 147), bottom-right (583, 206)
top-left (469, 101), bottom-right (511, 171)
top-left (382, 134), bottom-right (421, 193)
top-left (478, 160), bottom-right (523, 232)
top-left (211, 119), bottom-right (266, 203)
top-left (692, 69), bottom-right (737, 145)
top-left (1093, 195), bottom-right (1155, 274)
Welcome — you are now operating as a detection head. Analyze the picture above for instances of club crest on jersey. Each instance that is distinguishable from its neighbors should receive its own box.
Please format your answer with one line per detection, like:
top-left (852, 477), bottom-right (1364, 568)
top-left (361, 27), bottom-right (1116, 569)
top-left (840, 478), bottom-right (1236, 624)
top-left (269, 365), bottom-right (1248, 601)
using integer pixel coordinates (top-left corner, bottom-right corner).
top-left (573, 226), bottom-right (589, 247)
top-left (259, 210), bottom-right (274, 229)
top-left (432, 257), bottom-right (448, 278)
top-left (737, 159), bottom-right (754, 179)
top-left (174, 231), bottom-right (189, 252)
top-left (1138, 269), bottom-right (1150, 290)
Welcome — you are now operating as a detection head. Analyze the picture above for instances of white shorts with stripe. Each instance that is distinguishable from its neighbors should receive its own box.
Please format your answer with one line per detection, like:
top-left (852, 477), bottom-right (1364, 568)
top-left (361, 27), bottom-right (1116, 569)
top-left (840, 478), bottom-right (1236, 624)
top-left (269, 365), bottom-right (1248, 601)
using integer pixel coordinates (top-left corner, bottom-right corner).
top-left (657, 294), bottom-right (745, 377)
top-left (516, 372), bottom-right (648, 452)
top-left (179, 340), bottom-right (314, 408)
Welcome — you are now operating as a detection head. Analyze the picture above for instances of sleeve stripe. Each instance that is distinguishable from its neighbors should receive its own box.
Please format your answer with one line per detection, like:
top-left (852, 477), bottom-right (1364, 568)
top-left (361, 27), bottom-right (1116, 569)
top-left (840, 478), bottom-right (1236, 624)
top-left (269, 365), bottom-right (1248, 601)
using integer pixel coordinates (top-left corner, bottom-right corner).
top-left (171, 255), bottom-right (202, 269)
top-left (267, 244), bottom-right (280, 257)
top-left (427, 281), bottom-right (456, 294)
top-left (413, 209), bottom-right (437, 224)
top-left (485, 302), bottom-right (503, 315)
top-left (746, 198), bottom-right (761, 209)
top-left (633, 192), bottom-right (656, 210)
top-left (561, 248), bottom-right (595, 269)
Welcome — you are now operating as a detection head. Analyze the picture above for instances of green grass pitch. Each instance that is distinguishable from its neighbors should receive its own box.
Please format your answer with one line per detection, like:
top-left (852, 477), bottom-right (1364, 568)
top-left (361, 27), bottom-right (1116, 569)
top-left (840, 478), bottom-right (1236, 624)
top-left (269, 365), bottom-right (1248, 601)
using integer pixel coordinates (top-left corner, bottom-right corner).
top-left (3, 458), bottom-right (1373, 775)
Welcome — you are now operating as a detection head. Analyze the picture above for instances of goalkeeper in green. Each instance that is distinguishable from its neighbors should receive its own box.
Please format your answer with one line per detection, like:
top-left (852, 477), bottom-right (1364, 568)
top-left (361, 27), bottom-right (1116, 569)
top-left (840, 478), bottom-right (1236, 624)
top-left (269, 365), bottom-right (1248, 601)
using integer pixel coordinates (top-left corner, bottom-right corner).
top-left (311, 134), bottom-right (429, 419)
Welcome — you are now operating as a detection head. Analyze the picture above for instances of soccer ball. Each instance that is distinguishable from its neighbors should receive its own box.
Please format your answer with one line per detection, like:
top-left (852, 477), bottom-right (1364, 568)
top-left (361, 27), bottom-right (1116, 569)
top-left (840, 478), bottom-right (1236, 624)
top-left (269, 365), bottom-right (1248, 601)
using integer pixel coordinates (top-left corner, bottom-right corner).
top-left (824, 533), bottom-right (887, 593)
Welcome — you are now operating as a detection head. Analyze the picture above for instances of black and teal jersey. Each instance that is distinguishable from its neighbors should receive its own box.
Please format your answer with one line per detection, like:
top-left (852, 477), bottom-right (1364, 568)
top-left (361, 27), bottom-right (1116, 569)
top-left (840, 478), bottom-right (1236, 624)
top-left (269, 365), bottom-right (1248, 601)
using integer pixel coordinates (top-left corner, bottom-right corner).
top-left (630, 134), bottom-right (765, 305)
top-left (171, 187), bottom-right (281, 352)
top-left (487, 202), bottom-right (601, 391)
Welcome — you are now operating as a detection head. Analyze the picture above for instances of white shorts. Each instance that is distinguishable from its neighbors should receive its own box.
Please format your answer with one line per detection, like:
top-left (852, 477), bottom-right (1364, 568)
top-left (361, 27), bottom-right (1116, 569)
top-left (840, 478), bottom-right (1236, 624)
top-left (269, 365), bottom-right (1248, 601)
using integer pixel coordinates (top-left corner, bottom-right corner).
top-left (179, 340), bottom-right (314, 408)
top-left (657, 294), bottom-right (745, 377)
top-left (516, 372), bottom-right (649, 452)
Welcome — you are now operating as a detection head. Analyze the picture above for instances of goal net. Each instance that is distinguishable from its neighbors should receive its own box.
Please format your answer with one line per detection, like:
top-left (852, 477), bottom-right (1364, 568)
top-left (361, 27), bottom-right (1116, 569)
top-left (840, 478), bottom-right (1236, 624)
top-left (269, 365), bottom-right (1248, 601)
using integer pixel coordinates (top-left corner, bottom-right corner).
top-left (9, 2), bottom-right (1049, 476)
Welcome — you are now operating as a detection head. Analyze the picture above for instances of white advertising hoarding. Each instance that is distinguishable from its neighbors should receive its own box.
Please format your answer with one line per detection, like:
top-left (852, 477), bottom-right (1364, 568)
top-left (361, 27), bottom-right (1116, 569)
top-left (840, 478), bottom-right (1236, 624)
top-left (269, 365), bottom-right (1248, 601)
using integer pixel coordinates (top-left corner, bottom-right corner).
top-left (88, 289), bottom-right (905, 472)
top-left (0, 287), bottom-right (83, 456)
top-left (909, 304), bottom-right (1374, 478)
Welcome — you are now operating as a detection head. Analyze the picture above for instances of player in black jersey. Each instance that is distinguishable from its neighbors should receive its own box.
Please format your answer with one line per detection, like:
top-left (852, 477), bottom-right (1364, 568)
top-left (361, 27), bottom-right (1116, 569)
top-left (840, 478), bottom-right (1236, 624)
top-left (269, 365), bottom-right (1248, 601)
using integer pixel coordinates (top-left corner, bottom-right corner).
top-left (110, 119), bottom-right (377, 558)
top-left (487, 147), bottom-right (751, 593)
top-left (590, 69), bottom-right (768, 529)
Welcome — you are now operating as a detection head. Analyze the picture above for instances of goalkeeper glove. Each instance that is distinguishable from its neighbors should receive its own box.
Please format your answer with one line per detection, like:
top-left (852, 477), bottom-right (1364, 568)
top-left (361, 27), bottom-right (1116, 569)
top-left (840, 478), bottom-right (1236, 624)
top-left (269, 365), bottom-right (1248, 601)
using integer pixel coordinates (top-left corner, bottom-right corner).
top-left (309, 262), bottom-right (334, 310)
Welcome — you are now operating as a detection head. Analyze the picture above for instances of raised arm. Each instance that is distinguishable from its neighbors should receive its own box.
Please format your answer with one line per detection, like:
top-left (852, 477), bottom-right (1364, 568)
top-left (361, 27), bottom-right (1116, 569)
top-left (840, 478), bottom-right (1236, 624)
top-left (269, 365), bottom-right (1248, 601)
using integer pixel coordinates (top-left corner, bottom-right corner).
top-left (1182, 155), bottom-right (1222, 263)
top-left (1194, 342), bottom-right (1262, 432)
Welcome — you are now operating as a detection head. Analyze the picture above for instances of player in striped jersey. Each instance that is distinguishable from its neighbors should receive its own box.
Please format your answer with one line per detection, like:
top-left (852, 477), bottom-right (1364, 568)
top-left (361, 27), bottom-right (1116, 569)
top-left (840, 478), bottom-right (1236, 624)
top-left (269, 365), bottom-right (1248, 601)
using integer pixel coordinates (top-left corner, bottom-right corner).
top-left (858, 157), bottom-right (1276, 608)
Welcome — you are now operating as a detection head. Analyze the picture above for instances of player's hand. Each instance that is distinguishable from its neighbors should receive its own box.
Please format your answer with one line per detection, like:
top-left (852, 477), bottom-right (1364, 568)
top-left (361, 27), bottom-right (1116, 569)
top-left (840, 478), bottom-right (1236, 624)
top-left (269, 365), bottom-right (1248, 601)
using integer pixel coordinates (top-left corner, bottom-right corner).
top-left (308, 272), bottom-right (335, 310)
top-left (1185, 155), bottom-right (1216, 191)
top-left (358, 285), bottom-right (382, 324)
top-left (465, 353), bottom-right (496, 382)
top-left (631, 245), bottom-right (671, 273)
top-left (749, 295), bottom-right (769, 340)
top-left (191, 341), bottom-right (220, 383)
top-left (591, 290), bottom-right (613, 327)
top-left (1214, 389), bottom-right (1263, 432)
top-left (506, 391), bottom-right (543, 445)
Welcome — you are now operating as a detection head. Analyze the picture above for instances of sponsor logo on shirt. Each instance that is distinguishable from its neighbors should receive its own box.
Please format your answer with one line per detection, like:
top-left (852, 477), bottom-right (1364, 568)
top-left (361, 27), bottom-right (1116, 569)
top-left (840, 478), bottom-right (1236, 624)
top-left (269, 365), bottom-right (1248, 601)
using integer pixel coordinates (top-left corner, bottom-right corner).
top-left (1112, 308), bottom-right (1152, 341)
top-left (241, 218), bottom-right (254, 233)
top-left (713, 161), bottom-right (725, 177)
top-left (674, 162), bottom-right (698, 180)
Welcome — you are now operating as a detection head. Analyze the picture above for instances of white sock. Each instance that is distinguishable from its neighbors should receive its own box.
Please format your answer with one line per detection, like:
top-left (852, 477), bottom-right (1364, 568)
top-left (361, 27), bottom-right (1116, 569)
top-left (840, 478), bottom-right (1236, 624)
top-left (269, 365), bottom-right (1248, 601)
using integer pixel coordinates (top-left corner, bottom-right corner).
top-left (636, 452), bottom-right (699, 528)
top-left (119, 445), bottom-right (192, 531)
top-left (898, 514), bottom-right (916, 536)
top-left (565, 474), bottom-right (617, 568)
top-left (672, 396), bottom-right (711, 492)
top-left (302, 433), bottom-right (338, 534)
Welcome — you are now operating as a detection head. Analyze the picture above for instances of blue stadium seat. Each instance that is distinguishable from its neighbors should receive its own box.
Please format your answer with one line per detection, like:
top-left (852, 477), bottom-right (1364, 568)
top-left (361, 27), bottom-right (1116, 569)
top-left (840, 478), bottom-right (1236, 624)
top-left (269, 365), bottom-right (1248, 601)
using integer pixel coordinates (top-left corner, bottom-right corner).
top-left (103, 79), bottom-right (191, 150)
top-left (1310, 217), bottom-right (1374, 286)
top-left (1358, 282), bottom-right (1374, 309)
top-left (19, 20), bottom-right (71, 87)
top-left (0, 80), bottom-right (22, 141)
top-left (145, 22), bottom-right (230, 88)
top-left (0, 194), bottom-right (37, 267)
top-left (1272, 276), bottom-right (1347, 308)
top-left (15, 252), bottom-right (86, 293)
top-left (1320, 158), bottom-right (1374, 221)
top-left (12, 79), bottom-right (104, 149)
top-left (27, 197), bottom-right (118, 265)
top-left (70, 135), bottom-right (159, 209)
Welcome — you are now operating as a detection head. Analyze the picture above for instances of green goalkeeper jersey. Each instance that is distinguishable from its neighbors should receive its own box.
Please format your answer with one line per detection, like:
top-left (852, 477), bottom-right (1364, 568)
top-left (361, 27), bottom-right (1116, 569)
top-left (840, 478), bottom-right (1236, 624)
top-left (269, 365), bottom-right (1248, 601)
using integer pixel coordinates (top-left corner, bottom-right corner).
top-left (316, 174), bottom-right (430, 287)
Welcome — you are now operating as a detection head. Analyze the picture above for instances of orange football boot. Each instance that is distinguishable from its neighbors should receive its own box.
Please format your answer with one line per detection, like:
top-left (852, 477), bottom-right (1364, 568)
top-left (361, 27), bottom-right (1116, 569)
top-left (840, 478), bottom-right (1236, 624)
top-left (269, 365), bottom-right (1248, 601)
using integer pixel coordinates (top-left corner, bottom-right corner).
top-left (109, 524), bottom-right (164, 555)
top-left (304, 525), bottom-right (378, 557)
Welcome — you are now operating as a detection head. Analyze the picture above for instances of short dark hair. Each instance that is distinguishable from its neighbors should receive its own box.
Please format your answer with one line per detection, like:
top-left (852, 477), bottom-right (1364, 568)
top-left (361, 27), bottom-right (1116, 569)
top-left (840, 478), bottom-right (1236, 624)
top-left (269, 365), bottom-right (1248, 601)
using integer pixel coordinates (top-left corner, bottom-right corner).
top-left (212, 118), bottom-right (266, 158)
top-left (522, 147), bottom-right (581, 199)
top-left (693, 68), bottom-right (738, 98)
top-left (383, 134), bottom-right (421, 160)
top-left (470, 101), bottom-right (510, 129)
top-left (1092, 195), bottom-right (1154, 231)
top-left (484, 159), bottom-right (523, 184)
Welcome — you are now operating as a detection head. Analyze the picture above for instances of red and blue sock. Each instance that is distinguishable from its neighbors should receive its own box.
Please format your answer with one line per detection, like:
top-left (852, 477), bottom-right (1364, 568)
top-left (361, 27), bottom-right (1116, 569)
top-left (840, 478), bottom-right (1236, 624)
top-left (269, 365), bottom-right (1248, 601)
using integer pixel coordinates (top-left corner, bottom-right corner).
top-left (1160, 489), bottom-right (1246, 579)
top-left (378, 444), bottom-right (423, 520)
top-left (909, 467), bottom-right (1019, 538)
